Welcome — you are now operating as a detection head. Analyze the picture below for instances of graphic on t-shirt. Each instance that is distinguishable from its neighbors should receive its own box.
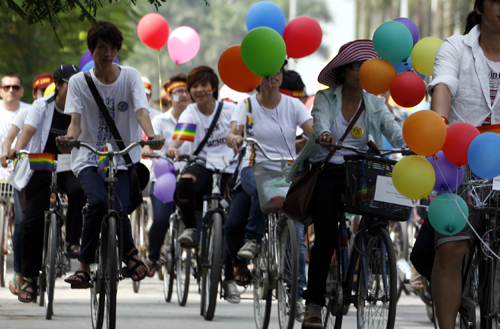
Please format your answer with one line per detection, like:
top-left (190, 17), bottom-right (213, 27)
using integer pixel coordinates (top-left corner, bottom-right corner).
top-left (488, 70), bottom-right (500, 105)
top-left (117, 101), bottom-right (129, 112)
top-left (90, 98), bottom-right (115, 163)
top-left (173, 123), bottom-right (196, 142)
top-left (204, 122), bottom-right (227, 148)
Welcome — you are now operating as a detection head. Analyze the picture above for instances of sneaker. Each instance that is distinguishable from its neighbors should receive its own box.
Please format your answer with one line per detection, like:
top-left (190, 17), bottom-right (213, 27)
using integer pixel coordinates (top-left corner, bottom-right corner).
top-left (237, 239), bottom-right (259, 259)
top-left (302, 303), bottom-right (322, 329)
top-left (223, 280), bottom-right (241, 304)
top-left (178, 228), bottom-right (197, 245)
top-left (295, 299), bottom-right (305, 322)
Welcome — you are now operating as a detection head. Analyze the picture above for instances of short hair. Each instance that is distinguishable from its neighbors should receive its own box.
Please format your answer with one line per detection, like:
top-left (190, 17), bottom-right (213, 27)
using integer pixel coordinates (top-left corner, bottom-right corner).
top-left (187, 66), bottom-right (219, 100)
top-left (280, 70), bottom-right (305, 92)
top-left (87, 21), bottom-right (123, 53)
top-left (2, 73), bottom-right (23, 87)
top-left (164, 73), bottom-right (188, 93)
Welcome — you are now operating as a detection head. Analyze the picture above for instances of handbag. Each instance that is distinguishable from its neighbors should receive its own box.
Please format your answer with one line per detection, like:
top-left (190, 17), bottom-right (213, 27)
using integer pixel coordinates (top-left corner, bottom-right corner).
top-left (282, 101), bottom-right (365, 225)
top-left (84, 72), bottom-right (149, 214)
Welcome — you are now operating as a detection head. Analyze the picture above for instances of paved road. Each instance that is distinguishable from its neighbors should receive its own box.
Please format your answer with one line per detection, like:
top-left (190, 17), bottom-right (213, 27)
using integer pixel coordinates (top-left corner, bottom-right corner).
top-left (0, 258), bottom-right (435, 329)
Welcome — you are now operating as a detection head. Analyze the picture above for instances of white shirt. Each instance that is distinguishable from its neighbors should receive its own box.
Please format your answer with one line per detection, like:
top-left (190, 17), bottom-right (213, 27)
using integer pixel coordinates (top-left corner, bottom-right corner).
top-left (428, 24), bottom-right (500, 126)
top-left (0, 101), bottom-right (29, 179)
top-left (65, 65), bottom-right (150, 176)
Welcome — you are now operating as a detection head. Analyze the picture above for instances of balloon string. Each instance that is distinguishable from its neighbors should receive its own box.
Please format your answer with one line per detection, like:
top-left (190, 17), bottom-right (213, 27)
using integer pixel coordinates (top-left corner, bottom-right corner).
top-left (157, 50), bottom-right (163, 111)
top-left (177, 63), bottom-right (180, 75)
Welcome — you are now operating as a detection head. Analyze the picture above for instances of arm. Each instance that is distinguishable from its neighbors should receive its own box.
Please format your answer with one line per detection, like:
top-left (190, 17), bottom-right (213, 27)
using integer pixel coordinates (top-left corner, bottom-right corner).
top-left (1, 126), bottom-right (20, 167)
top-left (226, 121), bottom-right (243, 155)
top-left (311, 90), bottom-right (336, 145)
top-left (430, 84), bottom-right (452, 120)
top-left (296, 119), bottom-right (314, 154)
top-left (13, 124), bottom-right (36, 151)
top-left (167, 139), bottom-right (184, 160)
top-left (56, 113), bottom-right (82, 153)
top-left (136, 108), bottom-right (164, 150)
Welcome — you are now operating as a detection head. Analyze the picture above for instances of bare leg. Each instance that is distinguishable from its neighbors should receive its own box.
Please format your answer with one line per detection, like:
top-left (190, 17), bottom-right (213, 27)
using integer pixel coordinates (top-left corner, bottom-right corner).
top-left (432, 240), bottom-right (468, 329)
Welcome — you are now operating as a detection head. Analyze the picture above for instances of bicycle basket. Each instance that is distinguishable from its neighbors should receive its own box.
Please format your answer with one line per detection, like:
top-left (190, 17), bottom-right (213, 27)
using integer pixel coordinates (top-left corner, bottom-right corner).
top-left (462, 166), bottom-right (500, 214)
top-left (344, 155), bottom-right (412, 221)
top-left (0, 180), bottom-right (14, 198)
top-left (253, 160), bottom-right (292, 214)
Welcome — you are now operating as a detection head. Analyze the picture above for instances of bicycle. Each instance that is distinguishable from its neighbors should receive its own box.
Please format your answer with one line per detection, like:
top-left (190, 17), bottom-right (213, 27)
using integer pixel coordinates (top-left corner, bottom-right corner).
top-left (245, 137), bottom-right (299, 329)
top-left (130, 196), bottom-right (149, 293)
top-left (62, 139), bottom-right (157, 329)
top-left (0, 179), bottom-right (14, 288)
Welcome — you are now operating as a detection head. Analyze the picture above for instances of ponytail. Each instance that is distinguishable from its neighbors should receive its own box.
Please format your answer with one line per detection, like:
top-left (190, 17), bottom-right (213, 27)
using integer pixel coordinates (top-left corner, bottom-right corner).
top-left (464, 10), bottom-right (481, 35)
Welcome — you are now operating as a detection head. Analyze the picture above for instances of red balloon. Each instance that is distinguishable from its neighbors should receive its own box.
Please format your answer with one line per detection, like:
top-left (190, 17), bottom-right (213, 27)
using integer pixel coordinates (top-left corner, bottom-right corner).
top-left (442, 123), bottom-right (480, 166)
top-left (283, 16), bottom-right (322, 59)
top-left (390, 71), bottom-right (426, 108)
top-left (137, 13), bottom-right (169, 50)
top-left (305, 95), bottom-right (315, 111)
top-left (218, 45), bottom-right (261, 93)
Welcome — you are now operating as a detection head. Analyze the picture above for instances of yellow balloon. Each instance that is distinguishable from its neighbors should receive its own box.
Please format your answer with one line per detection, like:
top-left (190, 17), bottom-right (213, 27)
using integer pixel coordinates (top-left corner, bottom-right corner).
top-left (43, 82), bottom-right (56, 97)
top-left (392, 156), bottom-right (435, 199)
top-left (411, 37), bottom-right (443, 76)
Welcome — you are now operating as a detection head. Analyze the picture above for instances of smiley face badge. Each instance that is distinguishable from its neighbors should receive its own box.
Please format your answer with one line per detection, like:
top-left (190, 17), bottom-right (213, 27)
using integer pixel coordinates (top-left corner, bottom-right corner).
top-left (352, 126), bottom-right (364, 139)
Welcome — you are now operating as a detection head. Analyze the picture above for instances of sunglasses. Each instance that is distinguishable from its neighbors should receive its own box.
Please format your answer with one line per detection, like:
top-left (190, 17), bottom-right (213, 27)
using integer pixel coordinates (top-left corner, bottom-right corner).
top-left (2, 85), bottom-right (21, 91)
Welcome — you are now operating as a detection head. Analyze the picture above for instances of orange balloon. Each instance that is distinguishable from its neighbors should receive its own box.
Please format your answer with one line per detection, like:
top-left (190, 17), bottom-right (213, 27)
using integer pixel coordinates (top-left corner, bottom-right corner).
top-left (403, 110), bottom-right (447, 156)
top-left (218, 45), bottom-right (261, 93)
top-left (359, 58), bottom-right (397, 95)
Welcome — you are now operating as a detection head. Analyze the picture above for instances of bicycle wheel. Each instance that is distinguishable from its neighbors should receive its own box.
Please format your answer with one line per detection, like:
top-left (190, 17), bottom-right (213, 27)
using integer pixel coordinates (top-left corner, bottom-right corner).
top-left (105, 216), bottom-right (118, 329)
top-left (356, 226), bottom-right (397, 329)
top-left (162, 222), bottom-right (174, 303)
top-left (44, 212), bottom-right (58, 319)
top-left (131, 205), bottom-right (142, 293)
top-left (253, 232), bottom-right (272, 329)
top-left (201, 212), bottom-right (223, 321)
top-left (91, 232), bottom-right (105, 329)
top-left (276, 217), bottom-right (298, 329)
top-left (39, 219), bottom-right (50, 307)
top-left (324, 234), bottom-right (345, 329)
top-left (488, 239), bottom-right (500, 329)
top-left (460, 243), bottom-right (480, 329)
top-left (389, 221), bottom-right (408, 302)
top-left (0, 204), bottom-right (6, 288)
top-left (175, 219), bottom-right (191, 306)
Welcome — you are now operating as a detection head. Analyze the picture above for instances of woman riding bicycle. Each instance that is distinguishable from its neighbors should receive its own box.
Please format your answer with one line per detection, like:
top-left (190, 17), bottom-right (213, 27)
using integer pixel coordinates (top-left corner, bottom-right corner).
top-left (286, 39), bottom-right (404, 329)
top-left (57, 21), bottom-right (163, 288)
top-left (411, 1), bottom-right (500, 328)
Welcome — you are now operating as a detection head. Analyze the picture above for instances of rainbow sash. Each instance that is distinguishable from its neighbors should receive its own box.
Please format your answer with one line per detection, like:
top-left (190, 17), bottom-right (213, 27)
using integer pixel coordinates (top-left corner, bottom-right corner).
top-left (98, 147), bottom-right (109, 179)
top-left (29, 153), bottom-right (55, 172)
top-left (477, 124), bottom-right (500, 134)
top-left (173, 123), bottom-right (196, 142)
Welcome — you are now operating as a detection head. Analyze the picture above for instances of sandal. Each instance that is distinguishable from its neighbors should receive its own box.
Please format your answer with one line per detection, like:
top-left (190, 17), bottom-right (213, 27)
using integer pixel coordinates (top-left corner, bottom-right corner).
top-left (18, 278), bottom-right (37, 303)
top-left (9, 272), bottom-right (22, 295)
top-left (123, 249), bottom-right (147, 282)
top-left (233, 262), bottom-right (251, 286)
top-left (409, 265), bottom-right (425, 290)
top-left (66, 244), bottom-right (81, 259)
top-left (64, 270), bottom-right (92, 289)
top-left (144, 258), bottom-right (157, 278)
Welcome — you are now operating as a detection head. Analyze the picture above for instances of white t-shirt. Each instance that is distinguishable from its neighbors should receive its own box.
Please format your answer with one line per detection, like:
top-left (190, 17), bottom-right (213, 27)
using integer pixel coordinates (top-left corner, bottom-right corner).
top-left (65, 65), bottom-right (150, 176)
top-left (232, 94), bottom-right (312, 169)
top-left (0, 101), bottom-right (29, 180)
top-left (177, 100), bottom-right (236, 173)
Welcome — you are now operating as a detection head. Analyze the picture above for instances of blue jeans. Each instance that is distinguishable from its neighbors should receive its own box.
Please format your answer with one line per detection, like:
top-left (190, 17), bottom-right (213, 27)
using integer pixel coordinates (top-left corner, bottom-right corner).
top-left (295, 223), bottom-right (306, 299)
top-left (225, 189), bottom-right (252, 263)
top-left (78, 167), bottom-right (134, 264)
top-left (148, 182), bottom-right (174, 262)
top-left (13, 189), bottom-right (25, 273)
top-left (240, 167), bottom-right (266, 241)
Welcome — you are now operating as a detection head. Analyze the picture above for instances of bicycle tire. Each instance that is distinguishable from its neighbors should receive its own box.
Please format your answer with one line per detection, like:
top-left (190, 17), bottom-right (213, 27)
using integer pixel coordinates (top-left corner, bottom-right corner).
top-left (356, 226), bottom-right (397, 329)
top-left (201, 212), bottom-right (223, 321)
top-left (0, 205), bottom-right (6, 288)
top-left (488, 237), bottom-right (500, 329)
top-left (253, 231), bottom-right (272, 329)
top-left (323, 229), bottom-right (345, 329)
top-left (131, 205), bottom-right (141, 293)
top-left (162, 223), bottom-right (174, 302)
top-left (389, 221), bottom-right (408, 303)
top-left (45, 212), bottom-right (58, 319)
top-left (91, 229), bottom-right (105, 329)
top-left (176, 219), bottom-right (191, 306)
top-left (105, 216), bottom-right (118, 329)
top-left (276, 217), bottom-right (298, 329)
top-left (460, 242), bottom-right (480, 329)
top-left (39, 218), bottom-right (50, 307)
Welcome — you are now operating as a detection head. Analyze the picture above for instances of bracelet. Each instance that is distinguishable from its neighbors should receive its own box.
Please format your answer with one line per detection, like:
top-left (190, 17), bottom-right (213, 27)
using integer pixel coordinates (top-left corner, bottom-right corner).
top-left (441, 116), bottom-right (449, 125)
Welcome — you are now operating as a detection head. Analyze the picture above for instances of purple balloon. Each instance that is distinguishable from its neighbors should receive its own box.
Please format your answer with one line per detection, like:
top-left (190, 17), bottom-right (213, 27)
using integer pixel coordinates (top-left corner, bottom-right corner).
top-left (154, 158), bottom-right (175, 178)
top-left (394, 17), bottom-right (419, 46)
top-left (78, 50), bottom-right (119, 72)
top-left (426, 151), bottom-right (465, 193)
top-left (154, 172), bottom-right (176, 203)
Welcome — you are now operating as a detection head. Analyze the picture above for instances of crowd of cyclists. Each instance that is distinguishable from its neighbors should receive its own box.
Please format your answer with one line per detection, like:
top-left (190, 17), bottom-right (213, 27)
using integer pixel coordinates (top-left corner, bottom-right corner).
top-left (2, 0), bottom-right (499, 328)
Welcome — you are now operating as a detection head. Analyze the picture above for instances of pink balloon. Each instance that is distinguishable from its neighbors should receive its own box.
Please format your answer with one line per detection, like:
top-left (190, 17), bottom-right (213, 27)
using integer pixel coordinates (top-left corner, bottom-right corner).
top-left (154, 173), bottom-right (176, 203)
top-left (167, 26), bottom-right (200, 64)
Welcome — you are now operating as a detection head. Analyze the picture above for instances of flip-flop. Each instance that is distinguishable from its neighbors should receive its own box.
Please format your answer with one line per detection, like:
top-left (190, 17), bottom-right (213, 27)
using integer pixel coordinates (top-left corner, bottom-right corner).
top-left (234, 264), bottom-right (251, 286)
top-left (123, 249), bottom-right (147, 282)
top-left (18, 279), bottom-right (37, 303)
top-left (64, 270), bottom-right (92, 289)
top-left (144, 258), bottom-right (157, 278)
top-left (410, 273), bottom-right (425, 290)
top-left (66, 244), bottom-right (81, 259)
top-left (9, 272), bottom-right (22, 295)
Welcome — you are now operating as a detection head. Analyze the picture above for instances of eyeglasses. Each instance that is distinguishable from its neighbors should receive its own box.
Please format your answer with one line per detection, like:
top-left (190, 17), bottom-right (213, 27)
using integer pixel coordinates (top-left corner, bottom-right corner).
top-left (2, 85), bottom-right (21, 91)
top-left (172, 89), bottom-right (189, 95)
top-left (349, 62), bottom-right (365, 71)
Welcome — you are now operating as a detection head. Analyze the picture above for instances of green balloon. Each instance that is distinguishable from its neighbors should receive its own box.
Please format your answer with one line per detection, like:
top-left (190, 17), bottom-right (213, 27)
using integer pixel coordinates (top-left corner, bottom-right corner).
top-left (428, 193), bottom-right (468, 235)
top-left (373, 21), bottom-right (413, 63)
top-left (241, 27), bottom-right (286, 78)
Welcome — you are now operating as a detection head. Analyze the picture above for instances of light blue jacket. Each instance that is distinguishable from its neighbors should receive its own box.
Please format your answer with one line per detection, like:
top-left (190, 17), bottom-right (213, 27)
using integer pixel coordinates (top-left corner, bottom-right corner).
top-left (287, 86), bottom-right (404, 181)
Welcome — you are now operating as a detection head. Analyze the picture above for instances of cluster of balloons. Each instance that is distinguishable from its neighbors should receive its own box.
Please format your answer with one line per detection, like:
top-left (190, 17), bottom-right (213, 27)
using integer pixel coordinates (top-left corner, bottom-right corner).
top-left (359, 17), bottom-right (442, 108)
top-left (79, 50), bottom-right (120, 73)
top-left (153, 158), bottom-right (176, 203)
top-left (137, 13), bottom-right (200, 66)
top-left (218, 1), bottom-right (323, 93)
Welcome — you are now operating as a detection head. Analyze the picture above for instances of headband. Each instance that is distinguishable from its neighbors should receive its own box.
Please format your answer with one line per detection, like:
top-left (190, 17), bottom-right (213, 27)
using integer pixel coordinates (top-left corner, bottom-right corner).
top-left (144, 82), bottom-right (152, 91)
top-left (166, 81), bottom-right (187, 93)
top-left (279, 88), bottom-right (304, 98)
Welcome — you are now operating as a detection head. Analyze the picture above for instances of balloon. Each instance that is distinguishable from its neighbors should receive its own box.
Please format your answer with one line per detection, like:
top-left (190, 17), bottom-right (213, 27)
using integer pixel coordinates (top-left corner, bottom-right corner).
top-left (137, 13), bottom-right (169, 50)
top-left (305, 95), bottom-right (315, 111)
top-left (79, 50), bottom-right (93, 71)
top-left (426, 151), bottom-right (465, 193)
top-left (246, 1), bottom-right (286, 35)
top-left (81, 61), bottom-right (94, 72)
top-left (43, 82), bottom-right (55, 97)
top-left (218, 45), bottom-right (261, 93)
top-left (393, 17), bottom-right (419, 46)
top-left (391, 60), bottom-right (411, 74)
top-left (153, 158), bottom-right (175, 178)
top-left (428, 193), bottom-right (468, 235)
top-left (154, 172), bottom-right (176, 203)
top-left (468, 132), bottom-right (500, 178)
top-left (403, 110), bottom-right (447, 156)
top-left (411, 37), bottom-right (443, 76)
top-left (390, 71), bottom-right (426, 108)
top-left (167, 26), bottom-right (200, 65)
top-left (373, 21), bottom-right (414, 62)
top-left (442, 123), bottom-right (480, 166)
top-left (359, 58), bottom-right (397, 95)
top-left (392, 155), bottom-right (435, 199)
top-left (241, 27), bottom-right (287, 78)
top-left (283, 16), bottom-right (322, 59)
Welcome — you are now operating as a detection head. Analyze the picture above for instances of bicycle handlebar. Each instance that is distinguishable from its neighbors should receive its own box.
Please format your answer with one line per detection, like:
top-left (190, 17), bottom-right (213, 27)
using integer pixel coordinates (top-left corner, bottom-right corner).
top-left (59, 140), bottom-right (162, 158)
top-left (315, 137), bottom-right (414, 156)
top-left (243, 137), bottom-right (294, 162)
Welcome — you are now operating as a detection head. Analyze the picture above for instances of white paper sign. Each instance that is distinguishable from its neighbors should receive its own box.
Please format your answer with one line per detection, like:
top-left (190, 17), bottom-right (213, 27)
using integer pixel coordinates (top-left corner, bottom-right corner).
top-left (373, 176), bottom-right (414, 207)
top-left (56, 154), bottom-right (72, 172)
top-left (493, 176), bottom-right (500, 191)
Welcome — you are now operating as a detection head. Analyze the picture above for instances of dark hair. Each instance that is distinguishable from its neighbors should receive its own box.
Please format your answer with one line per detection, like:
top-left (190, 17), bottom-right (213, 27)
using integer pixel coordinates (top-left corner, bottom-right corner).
top-left (164, 73), bottom-right (187, 93)
top-left (280, 70), bottom-right (305, 92)
top-left (333, 65), bottom-right (348, 85)
top-left (87, 21), bottom-right (123, 53)
top-left (187, 66), bottom-right (219, 100)
top-left (1, 73), bottom-right (23, 87)
top-left (464, 0), bottom-right (484, 34)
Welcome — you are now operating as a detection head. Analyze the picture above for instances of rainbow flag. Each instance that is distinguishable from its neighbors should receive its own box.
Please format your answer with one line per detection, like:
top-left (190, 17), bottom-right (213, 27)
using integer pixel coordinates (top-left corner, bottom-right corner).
top-left (286, 160), bottom-right (295, 168)
top-left (477, 124), bottom-right (500, 134)
top-left (173, 123), bottom-right (196, 142)
top-left (98, 147), bottom-right (109, 179)
top-left (29, 153), bottom-right (55, 172)
top-left (207, 90), bottom-right (213, 97)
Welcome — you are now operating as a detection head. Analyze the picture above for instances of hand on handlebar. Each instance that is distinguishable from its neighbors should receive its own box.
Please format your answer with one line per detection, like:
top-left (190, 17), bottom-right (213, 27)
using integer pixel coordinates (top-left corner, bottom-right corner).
top-left (317, 133), bottom-right (335, 146)
top-left (167, 147), bottom-right (181, 161)
top-left (0, 153), bottom-right (9, 168)
top-left (147, 134), bottom-right (165, 150)
top-left (56, 135), bottom-right (74, 154)
top-left (227, 134), bottom-right (243, 155)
